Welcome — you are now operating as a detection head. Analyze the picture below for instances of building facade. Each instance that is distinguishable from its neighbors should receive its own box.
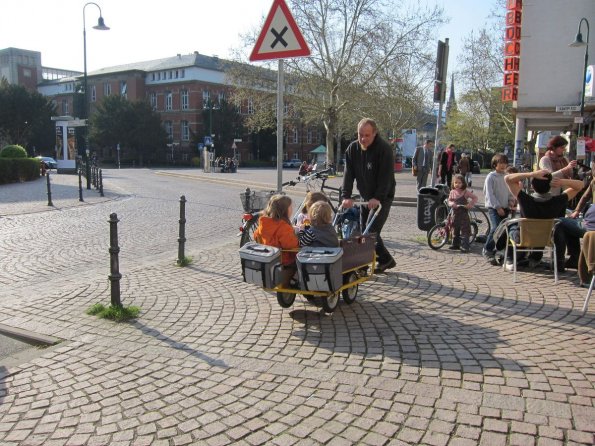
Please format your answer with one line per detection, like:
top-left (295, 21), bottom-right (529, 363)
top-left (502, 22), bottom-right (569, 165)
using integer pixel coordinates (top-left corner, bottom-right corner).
top-left (512, 0), bottom-right (595, 163)
top-left (1, 47), bottom-right (325, 165)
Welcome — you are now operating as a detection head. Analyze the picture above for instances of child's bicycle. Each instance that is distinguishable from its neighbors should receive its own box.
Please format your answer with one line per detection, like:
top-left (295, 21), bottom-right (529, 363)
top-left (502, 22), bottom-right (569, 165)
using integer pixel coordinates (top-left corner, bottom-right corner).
top-left (427, 202), bottom-right (479, 250)
top-left (238, 168), bottom-right (334, 247)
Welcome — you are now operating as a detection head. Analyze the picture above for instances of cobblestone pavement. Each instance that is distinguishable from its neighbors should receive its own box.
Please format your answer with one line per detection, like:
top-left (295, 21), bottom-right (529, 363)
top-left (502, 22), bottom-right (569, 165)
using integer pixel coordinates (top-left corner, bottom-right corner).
top-left (0, 168), bottom-right (593, 446)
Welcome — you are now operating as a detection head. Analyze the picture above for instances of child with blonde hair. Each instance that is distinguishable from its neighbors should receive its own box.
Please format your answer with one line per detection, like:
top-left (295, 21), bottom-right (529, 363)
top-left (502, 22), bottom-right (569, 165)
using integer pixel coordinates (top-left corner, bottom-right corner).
top-left (298, 201), bottom-right (340, 247)
top-left (254, 194), bottom-right (299, 286)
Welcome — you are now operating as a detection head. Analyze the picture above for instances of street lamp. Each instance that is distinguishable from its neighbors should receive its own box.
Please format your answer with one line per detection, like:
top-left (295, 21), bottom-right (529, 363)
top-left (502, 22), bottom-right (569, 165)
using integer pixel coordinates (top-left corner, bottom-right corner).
top-left (569, 17), bottom-right (590, 137)
top-left (83, 2), bottom-right (109, 187)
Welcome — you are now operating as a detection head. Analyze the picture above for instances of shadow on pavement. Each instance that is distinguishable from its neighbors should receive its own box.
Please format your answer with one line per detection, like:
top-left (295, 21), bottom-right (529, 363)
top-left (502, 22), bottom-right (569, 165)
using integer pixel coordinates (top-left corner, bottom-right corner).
top-left (289, 299), bottom-right (521, 373)
top-left (130, 320), bottom-right (228, 368)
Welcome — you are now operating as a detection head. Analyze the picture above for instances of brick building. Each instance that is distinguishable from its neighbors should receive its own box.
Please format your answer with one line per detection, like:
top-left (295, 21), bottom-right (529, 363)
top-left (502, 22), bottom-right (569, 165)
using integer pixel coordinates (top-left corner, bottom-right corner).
top-left (1, 47), bottom-right (326, 165)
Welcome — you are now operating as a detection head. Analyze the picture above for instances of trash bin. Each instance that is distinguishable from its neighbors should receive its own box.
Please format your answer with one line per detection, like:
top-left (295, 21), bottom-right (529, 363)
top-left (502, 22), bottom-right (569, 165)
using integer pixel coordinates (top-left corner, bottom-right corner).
top-left (417, 187), bottom-right (443, 231)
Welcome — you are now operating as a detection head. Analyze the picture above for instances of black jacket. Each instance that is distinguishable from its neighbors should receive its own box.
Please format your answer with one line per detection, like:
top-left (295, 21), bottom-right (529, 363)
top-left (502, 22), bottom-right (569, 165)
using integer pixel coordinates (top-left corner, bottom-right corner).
top-left (341, 134), bottom-right (396, 202)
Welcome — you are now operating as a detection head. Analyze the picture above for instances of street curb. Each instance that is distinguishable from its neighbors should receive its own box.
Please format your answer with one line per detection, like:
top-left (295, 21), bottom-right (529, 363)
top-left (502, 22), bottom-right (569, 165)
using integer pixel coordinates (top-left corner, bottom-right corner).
top-left (0, 323), bottom-right (61, 346)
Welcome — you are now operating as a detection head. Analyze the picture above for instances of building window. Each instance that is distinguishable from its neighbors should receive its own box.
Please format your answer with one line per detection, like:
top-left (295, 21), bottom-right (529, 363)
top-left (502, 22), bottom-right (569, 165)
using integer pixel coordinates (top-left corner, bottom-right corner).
top-left (181, 69), bottom-right (185, 78)
top-left (151, 73), bottom-right (155, 81)
top-left (307, 128), bottom-right (313, 144)
top-left (91, 85), bottom-right (96, 102)
top-left (104, 83), bottom-right (111, 96)
top-left (181, 90), bottom-right (189, 110)
top-left (202, 90), bottom-right (210, 106)
top-left (175, 70), bottom-right (179, 79)
top-left (292, 128), bottom-right (299, 144)
top-left (164, 121), bottom-right (173, 140)
top-left (150, 92), bottom-right (157, 110)
top-left (62, 99), bottom-right (69, 115)
top-left (181, 121), bottom-right (189, 141)
top-left (23, 68), bottom-right (31, 78)
top-left (248, 98), bottom-right (254, 114)
top-left (284, 102), bottom-right (289, 116)
top-left (218, 91), bottom-right (225, 105)
top-left (120, 81), bottom-right (127, 98)
top-left (166, 92), bottom-right (172, 111)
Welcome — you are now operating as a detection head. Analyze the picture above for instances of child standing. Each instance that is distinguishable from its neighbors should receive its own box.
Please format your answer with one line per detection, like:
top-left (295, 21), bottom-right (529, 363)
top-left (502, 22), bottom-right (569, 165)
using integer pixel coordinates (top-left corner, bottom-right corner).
top-left (298, 201), bottom-right (340, 248)
top-left (254, 194), bottom-right (299, 287)
top-left (447, 174), bottom-right (478, 253)
top-left (482, 153), bottom-right (513, 262)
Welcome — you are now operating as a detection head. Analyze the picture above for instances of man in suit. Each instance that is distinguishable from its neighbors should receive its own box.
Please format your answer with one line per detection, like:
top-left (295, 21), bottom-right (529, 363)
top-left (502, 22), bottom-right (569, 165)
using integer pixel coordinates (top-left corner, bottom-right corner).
top-left (412, 139), bottom-right (434, 190)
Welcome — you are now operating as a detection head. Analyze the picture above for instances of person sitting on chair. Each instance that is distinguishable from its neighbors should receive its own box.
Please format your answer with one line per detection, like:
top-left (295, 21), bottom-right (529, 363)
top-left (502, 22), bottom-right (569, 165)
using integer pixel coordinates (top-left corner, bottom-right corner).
top-left (504, 169), bottom-right (583, 272)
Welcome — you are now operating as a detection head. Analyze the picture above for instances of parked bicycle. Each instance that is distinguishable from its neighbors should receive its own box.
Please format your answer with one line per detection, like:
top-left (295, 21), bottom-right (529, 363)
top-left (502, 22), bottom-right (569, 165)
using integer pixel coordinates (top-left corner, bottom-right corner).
top-left (239, 168), bottom-right (336, 247)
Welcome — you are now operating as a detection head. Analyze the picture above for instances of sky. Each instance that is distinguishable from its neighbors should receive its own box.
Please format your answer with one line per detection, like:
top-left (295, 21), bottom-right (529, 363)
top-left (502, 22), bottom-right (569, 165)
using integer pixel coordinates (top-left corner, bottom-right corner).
top-left (1, 0), bottom-right (497, 80)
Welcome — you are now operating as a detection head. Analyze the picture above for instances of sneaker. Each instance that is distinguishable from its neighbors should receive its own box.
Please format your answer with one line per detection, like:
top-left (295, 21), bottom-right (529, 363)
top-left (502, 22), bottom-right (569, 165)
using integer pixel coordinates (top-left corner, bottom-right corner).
top-left (374, 258), bottom-right (396, 274)
top-left (505, 261), bottom-right (515, 272)
top-left (482, 249), bottom-right (495, 261)
top-left (460, 247), bottom-right (470, 253)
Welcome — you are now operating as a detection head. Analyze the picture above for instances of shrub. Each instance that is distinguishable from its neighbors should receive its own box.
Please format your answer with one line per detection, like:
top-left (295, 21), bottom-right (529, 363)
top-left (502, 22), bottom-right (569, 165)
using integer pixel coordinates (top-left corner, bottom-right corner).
top-left (0, 158), bottom-right (40, 184)
top-left (0, 145), bottom-right (28, 158)
top-left (191, 156), bottom-right (201, 167)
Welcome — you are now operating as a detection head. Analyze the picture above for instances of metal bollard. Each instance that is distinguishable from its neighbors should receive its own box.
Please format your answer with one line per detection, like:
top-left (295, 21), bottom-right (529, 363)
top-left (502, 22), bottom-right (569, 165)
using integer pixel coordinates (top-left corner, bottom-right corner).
top-left (46, 173), bottom-right (53, 206)
top-left (177, 195), bottom-right (187, 265)
top-left (108, 213), bottom-right (122, 307)
top-left (86, 161), bottom-right (91, 190)
top-left (78, 168), bottom-right (84, 202)
top-left (99, 169), bottom-right (104, 197)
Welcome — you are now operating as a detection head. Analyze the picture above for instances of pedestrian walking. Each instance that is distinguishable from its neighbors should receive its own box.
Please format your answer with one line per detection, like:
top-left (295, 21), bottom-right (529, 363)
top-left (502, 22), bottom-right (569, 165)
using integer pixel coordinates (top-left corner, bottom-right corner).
top-left (412, 139), bottom-right (434, 190)
top-left (341, 118), bottom-right (396, 273)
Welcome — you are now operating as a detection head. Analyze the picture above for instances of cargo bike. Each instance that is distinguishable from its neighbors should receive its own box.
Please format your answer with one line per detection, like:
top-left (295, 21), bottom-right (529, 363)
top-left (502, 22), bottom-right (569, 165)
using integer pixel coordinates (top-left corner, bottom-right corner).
top-left (239, 204), bottom-right (382, 313)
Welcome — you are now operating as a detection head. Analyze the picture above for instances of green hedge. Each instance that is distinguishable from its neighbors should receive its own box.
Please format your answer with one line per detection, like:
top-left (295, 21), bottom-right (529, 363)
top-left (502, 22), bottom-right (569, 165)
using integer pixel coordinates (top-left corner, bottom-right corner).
top-left (0, 158), bottom-right (40, 184)
top-left (0, 145), bottom-right (28, 158)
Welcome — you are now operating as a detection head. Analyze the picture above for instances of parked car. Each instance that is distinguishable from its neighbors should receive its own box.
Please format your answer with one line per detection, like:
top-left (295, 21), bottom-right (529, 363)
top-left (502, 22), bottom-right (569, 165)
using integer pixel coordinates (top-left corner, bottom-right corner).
top-left (472, 161), bottom-right (481, 174)
top-left (282, 158), bottom-right (302, 168)
top-left (36, 156), bottom-right (58, 169)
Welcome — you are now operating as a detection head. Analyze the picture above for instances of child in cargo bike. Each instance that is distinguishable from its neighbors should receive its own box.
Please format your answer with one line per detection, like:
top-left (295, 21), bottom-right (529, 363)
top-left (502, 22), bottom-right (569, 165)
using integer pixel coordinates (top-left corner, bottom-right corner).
top-left (298, 201), bottom-right (340, 248)
top-left (253, 194), bottom-right (299, 287)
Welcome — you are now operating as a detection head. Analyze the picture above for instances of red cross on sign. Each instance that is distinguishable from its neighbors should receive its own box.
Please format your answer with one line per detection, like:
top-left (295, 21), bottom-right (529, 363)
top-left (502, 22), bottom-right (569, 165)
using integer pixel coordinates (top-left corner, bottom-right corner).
top-left (249, 0), bottom-right (311, 62)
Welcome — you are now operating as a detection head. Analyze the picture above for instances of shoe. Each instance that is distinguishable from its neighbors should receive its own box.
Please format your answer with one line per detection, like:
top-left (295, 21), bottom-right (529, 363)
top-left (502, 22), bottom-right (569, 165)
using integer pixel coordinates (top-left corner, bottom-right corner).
top-left (565, 258), bottom-right (578, 269)
top-left (556, 265), bottom-right (566, 273)
top-left (505, 261), bottom-right (515, 272)
top-left (460, 247), bottom-right (469, 253)
top-left (374, 258), bottom-right (396, 273)
top-left (448, 245), bottom-right (460, 250)
top-left (482, 249), bottom-right (495, 261)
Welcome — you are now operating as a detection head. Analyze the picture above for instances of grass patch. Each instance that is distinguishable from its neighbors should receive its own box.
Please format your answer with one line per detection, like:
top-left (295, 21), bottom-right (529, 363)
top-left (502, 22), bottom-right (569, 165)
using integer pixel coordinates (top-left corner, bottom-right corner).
top-left (176, 256), bottom-right (193, 267)
top-left (87, 303), bottom-right (140, 321)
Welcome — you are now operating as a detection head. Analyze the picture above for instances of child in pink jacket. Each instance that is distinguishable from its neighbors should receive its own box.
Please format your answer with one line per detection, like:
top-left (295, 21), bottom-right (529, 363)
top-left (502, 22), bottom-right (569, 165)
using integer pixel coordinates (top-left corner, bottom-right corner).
top-left (448, 174), bottom-right (478, 253)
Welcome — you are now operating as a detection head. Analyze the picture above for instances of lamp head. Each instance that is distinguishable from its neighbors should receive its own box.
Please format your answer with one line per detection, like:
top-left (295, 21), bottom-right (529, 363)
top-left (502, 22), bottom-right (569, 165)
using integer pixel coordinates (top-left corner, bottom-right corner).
top-left (93, 16), bottom-right (110, 30)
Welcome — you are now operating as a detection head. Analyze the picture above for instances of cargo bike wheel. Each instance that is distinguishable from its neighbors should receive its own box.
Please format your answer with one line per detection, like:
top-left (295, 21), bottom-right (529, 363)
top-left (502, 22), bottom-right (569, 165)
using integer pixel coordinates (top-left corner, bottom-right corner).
top-left (321, 292), bottom-right (340, 313)
top-left (277, 292), bottom-right (296, 308)
top-left (342, 272), bottom-right (359, 304)
top-left (427, 223), bottom-right (448, 250)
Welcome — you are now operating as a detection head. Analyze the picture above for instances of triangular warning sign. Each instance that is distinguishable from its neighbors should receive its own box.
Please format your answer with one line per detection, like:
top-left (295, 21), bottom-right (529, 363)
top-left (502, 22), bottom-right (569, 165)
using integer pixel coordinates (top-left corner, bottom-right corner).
top-left (249, 0), bottom-right (311, 62)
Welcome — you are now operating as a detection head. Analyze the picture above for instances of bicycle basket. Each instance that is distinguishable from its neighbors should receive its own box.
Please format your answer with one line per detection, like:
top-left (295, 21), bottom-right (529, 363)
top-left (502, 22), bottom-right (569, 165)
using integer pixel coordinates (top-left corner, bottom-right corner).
top-left (240, 190), bottom-right (276, 212)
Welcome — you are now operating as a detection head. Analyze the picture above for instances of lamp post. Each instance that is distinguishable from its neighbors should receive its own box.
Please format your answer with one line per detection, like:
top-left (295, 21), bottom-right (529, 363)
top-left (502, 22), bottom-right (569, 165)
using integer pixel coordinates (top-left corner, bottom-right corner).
top-left (83, 2), bottom-right (109, 187)
top-left (569, 17), bottom-right (590, 138)
top-left (204, 99), bottom-right (218, 156)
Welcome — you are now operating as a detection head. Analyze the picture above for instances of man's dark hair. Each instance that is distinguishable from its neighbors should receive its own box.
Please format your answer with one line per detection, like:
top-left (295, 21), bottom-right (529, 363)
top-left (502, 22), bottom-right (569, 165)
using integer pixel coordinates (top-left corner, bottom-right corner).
top-left (425, 139), bottom-right (434, 145)
top-left (491, 153), bottom-right (509, 169)
top-left (531, 173), bottom-right (553, 194)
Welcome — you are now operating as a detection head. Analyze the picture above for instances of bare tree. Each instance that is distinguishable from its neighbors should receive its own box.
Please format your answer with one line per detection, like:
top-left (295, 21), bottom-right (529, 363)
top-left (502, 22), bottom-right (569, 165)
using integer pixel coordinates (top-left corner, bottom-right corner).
top-left (230, 0), bottom-right (444, 164)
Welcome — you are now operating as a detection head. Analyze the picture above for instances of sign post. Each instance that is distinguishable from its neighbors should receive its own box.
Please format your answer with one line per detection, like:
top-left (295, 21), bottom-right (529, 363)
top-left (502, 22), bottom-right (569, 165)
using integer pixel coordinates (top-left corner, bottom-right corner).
top-left (249, 0), bottom-right (310, 192)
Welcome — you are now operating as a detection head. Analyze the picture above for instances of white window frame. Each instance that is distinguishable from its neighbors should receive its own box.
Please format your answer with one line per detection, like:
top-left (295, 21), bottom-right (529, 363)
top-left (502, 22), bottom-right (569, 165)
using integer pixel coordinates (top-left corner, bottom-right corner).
top-left (104, 83), bottom-right (111, 96)
top-left (181, 121), bottom-right (190, 141)
top-left (166, 92), bottom-right (173, 111)
top-left (181, 90), bottom-right (189, 110)
top-left (91, 85), bottom-right (96, 102)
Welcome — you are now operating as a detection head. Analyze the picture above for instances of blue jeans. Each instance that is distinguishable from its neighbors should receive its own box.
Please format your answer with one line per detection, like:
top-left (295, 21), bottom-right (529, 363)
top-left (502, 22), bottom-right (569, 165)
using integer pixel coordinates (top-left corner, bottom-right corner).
top-left (555, 217), bottom-right (585, 260)
top-left (484, 208), bottom-right (509, 254)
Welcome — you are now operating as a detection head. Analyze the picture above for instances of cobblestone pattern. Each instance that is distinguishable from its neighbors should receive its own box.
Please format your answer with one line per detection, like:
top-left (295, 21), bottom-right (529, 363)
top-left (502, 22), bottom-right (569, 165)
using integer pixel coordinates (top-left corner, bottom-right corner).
top-left (0, 169), bottom-right (592, 446)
